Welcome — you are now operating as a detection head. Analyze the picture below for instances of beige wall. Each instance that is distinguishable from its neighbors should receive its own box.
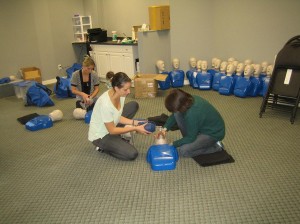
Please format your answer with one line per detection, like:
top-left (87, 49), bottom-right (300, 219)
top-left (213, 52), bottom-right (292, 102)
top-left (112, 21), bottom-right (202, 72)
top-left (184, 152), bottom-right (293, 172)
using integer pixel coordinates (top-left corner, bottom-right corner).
top-left (1, 0), bottom-right (300, 81)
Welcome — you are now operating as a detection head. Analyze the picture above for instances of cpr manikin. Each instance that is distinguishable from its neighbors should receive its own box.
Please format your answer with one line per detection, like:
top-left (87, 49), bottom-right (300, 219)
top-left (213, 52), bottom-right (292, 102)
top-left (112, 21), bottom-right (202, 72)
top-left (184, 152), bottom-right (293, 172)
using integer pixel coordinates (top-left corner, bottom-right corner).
top-left (212, 61), bottom-right (227, 91)
top-left (244, 65), bottom-right (254, 78)
top-left (254, 64), bottom-right (263, 77)
top-left (156, 59), bottom-right (171, 90)
top-left (259, 64), bottom-right (273, 97)
top-left (235, 63), bottom-right (245, 76)
top-left (219, 64), bottom-right (236, 95)
top-left (190, 60), bottom-right (202, 88)
top-left (186, 57), bottom-right (197, 86)
top-left (214, 59), bottom-right (221, 71)
top-left (233, 65), bottom-right (254, 98)
top-left (0, 75), bottom-right (17, 84)
top-left (25, 109), bottom-right (64, 131)
top-left (220, 61), bottom-right (228, 74)
top-left (197, 60), bottom-right (212, 90)
top-left (156, 60), bottom-right (166, 74)
top-left (168, 58), bottom-right (184, 87)
top-left (261, 61), bottom-right (269, 73)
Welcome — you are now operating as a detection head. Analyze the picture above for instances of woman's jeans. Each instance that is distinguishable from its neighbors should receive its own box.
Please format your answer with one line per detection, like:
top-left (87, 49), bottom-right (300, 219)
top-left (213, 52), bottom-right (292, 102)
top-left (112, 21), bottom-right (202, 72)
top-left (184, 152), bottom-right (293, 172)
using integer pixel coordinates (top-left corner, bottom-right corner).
top-left (174, 112), bottom-right (222, 157)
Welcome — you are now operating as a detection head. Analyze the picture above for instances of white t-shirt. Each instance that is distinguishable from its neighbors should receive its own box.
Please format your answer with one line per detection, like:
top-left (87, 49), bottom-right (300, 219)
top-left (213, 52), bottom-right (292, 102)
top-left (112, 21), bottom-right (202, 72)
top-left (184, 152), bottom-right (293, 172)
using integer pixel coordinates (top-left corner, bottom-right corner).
top-left (88, 90), bottom-right (125, 141)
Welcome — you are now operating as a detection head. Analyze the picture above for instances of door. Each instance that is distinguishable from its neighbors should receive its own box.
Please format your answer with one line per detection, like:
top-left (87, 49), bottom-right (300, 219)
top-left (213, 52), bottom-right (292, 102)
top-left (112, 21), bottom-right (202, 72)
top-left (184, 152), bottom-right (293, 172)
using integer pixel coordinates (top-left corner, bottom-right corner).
top-left (94, 51), bottom-right (110, 80)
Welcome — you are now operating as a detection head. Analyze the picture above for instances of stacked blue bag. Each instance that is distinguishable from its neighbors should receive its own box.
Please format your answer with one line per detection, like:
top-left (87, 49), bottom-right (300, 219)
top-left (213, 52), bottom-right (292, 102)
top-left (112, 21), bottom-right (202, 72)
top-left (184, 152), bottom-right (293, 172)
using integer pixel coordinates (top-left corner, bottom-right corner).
top-left (26, 82), bottom-right (54, 107)
top-left (54, 76), bottom-right (75, 98)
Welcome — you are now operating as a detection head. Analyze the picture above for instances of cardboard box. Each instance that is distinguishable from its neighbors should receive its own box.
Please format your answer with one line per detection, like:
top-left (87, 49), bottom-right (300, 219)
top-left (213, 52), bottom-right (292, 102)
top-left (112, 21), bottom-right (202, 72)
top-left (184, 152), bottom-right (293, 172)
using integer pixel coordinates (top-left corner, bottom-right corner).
top-left (148, 5), bottom-right (170, 31)
top-left (134, 74), bottom-right (167, 98)
top-left (21, 67), bottom-right (42, 83)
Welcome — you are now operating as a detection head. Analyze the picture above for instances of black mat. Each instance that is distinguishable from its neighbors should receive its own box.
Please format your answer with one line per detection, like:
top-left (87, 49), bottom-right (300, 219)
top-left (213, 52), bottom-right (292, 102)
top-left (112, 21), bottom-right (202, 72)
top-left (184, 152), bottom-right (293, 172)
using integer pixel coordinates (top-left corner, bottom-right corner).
top-left (192, 150), bottom-right (235, 167)
top-left (17, 113), bottom-right (40, 125)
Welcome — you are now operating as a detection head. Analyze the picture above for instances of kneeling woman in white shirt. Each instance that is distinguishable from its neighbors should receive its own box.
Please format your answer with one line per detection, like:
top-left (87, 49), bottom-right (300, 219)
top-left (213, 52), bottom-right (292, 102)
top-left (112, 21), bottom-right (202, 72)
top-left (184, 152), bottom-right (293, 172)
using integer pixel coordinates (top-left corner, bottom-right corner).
top-left (88, 72), bottom-right (150, 161)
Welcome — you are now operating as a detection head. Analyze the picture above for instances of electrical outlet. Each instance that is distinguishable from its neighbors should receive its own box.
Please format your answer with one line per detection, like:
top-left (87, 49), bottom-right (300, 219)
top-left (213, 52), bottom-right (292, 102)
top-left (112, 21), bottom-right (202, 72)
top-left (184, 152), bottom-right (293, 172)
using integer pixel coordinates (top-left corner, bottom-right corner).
top-left (58, 64), bottom-right (62, 70)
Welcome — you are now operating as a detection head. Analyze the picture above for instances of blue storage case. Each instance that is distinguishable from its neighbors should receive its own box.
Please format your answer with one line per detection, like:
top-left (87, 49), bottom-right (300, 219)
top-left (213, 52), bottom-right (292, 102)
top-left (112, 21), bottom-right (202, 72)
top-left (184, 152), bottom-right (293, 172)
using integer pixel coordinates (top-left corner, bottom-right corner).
top-left (146, 144), bottom-right (179, 171)
top-left (25, 115), bottom-right (53, 131)
top-left (85, 110), bottom-right (93, 124)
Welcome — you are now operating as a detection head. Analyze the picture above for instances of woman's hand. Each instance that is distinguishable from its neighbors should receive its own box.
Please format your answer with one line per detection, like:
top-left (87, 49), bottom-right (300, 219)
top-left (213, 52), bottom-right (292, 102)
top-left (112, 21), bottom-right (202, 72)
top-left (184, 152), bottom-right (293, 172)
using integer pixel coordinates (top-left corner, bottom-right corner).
top-left (134, 123), bottom-right (151, 135)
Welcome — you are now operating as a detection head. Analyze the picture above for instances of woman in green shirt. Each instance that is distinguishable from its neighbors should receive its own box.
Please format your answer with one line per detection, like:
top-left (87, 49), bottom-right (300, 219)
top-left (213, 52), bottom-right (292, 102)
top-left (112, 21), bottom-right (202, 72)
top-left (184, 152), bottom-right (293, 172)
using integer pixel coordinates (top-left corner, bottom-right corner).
top-left (163, 89), bottom-right (225, 157)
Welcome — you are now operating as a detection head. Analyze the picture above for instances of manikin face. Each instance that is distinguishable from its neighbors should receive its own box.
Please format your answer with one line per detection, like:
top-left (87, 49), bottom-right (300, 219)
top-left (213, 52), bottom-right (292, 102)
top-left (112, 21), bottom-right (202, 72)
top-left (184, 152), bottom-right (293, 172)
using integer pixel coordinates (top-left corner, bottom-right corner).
top-left (226, 64), bottom-right (235, 75)
top-left (236, 63), bottom-right (245, 73)
top-left (220, 61), bottom-right (228, 72)
top-left (172, 58), bottom-right (180, 69)
top-left (254, 64), bottom-right (262, 76)
top-left (214, 59), bottom-right (221, 69)
top-left (233, 60), bottom-right (239, 67)
top-left (189, 57), bottom-right (197, 68)
top-left (211, 57), bottom-right (217, 67)
top-left (156, 60), bottom-right (165, 71)
top-left (197, 60), bottom-right (202, 70)
top-left (266, 65), bottom-right (273, 76)
top-left (244, 65), bottom-right (254, 77)
top-left (201, 61), bottom-right (208, 71)
top-left (261, 61), bottom-right (269, 73)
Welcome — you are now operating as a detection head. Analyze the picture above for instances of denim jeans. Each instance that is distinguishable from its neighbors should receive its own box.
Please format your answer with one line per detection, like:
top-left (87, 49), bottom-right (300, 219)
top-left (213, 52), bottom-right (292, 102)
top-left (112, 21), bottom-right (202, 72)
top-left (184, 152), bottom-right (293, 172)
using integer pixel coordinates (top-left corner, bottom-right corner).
top-left (174, 112), bottom-right (222, 157)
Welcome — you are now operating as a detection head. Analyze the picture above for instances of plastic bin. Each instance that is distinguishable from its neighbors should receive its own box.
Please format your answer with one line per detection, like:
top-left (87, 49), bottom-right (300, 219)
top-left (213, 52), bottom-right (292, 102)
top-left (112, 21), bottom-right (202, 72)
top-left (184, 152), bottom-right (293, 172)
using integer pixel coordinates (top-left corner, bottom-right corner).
top-left (13, 81), bottom-right (33, 99)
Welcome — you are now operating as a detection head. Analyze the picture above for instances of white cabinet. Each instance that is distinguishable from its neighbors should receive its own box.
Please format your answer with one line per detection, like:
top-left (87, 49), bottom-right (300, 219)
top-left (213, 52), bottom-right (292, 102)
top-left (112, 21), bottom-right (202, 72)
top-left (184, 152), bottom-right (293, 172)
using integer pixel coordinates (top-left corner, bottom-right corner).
top-left (90, 45), bottom-right (138, 81)
top-left (72, 16), bottom-right (92, 42)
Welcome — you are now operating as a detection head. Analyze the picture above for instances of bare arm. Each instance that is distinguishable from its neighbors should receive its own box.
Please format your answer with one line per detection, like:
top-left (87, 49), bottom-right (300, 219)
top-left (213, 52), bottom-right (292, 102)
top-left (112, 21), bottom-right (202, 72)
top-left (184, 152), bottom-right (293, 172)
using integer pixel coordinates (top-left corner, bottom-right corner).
top-left (104, 121), bottom-right (151, 135)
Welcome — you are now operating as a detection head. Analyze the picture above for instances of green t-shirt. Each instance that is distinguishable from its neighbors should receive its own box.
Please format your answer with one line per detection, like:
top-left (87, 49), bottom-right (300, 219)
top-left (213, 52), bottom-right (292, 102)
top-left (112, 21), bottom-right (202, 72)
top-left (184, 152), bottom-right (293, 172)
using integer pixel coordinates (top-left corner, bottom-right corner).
top-left (164, 95), bottom-right (225, 147)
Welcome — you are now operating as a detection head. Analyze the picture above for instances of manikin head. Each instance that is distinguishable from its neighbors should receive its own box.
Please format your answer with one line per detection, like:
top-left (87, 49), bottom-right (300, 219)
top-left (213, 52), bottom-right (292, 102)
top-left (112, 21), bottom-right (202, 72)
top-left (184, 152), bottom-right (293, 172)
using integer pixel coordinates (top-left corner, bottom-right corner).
top-left (261, 61), bottom-right (269, 73)
top-left (266, 65), bottom-right (274, 77)
top-left (201, 60), bottom-right (208, 72)
top-left (244, 59), bottom-right (253, 65)
top-left (49, 110), bottom-right (63, 122)
top-left (232, 60), bottom-right (239, 68)
top-left (197, 60), bottom-right (202, 71)
top-left (156, 60), bottom-right (165, 73)
top-left (189, 57), bottom-right (197, 69)
top-left (254, 64), bottom-right (263, 77)
top-left (226, 64), bottom-right (235, 76)
top-left (73, 108), bottom-right (87, 119)
top-left (244, 65), bottom-right (254, 78)
top-left (9, 75), bottom-right (17, 81)
top-left (211, 57), bottom-right (218, 68)
top-left (236, 63), bottom-right (245, 74)
top-left (214, 59), bottom-right (221, 70)
top-left (228, 57), bottom-right (235, 64)
top-left (172, 58), bottom-right (180, 70)
top-left (220, 61), bottom-right (228, 72)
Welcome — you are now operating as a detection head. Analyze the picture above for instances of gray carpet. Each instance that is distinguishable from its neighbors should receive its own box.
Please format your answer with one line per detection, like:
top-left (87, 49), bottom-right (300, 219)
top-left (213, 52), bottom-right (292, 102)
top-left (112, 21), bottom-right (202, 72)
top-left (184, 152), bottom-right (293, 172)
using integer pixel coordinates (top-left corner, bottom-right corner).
top-left (1, 83), bottom-right (300, 223)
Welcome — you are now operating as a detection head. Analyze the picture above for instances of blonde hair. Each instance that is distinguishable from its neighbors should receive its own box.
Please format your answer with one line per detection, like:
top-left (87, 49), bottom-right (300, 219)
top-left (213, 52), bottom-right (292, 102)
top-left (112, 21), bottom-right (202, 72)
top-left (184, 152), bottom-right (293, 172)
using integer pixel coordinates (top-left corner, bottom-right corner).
top-left (82, 55), bottom-right (95, 67)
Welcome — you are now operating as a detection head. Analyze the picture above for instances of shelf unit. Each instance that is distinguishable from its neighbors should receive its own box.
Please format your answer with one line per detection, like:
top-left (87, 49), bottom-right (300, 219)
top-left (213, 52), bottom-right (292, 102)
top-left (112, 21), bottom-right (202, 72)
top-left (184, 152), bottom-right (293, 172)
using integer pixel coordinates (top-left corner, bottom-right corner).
top-left (72, 16), bottom-right (92, 42)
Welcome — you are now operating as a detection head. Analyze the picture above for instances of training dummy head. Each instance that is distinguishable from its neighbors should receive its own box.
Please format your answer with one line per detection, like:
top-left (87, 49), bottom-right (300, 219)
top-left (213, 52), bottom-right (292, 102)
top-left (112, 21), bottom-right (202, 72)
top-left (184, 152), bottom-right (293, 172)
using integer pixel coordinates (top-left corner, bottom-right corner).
top-left (189, 57), bottom-right (197, 69)
top-left (156, 60), bottom-right (165, 73)
top-left (73, 108), bottom-right (87, 119)
top-left (49, 110), bottom-right (63, 122)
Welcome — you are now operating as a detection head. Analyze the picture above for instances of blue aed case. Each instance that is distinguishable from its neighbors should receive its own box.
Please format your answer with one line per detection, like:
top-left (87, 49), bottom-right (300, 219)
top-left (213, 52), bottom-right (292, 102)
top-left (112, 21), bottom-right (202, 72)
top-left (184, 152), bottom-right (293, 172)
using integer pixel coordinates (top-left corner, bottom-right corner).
top-left (25, 115), bottom-right (53, 131)
top-left (146, 144), bottom-right (179, 171)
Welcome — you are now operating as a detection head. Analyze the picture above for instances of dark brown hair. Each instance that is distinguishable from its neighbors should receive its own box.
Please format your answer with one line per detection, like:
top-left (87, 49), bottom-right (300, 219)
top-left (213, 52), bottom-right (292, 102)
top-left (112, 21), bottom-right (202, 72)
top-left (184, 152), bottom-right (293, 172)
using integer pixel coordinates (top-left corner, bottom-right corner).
top-left (106, 71), bottom-right (114, 80)
top-left (164, 89), bottom-right (194, 113)
top-left (111, 72), bottom-right (131, 89)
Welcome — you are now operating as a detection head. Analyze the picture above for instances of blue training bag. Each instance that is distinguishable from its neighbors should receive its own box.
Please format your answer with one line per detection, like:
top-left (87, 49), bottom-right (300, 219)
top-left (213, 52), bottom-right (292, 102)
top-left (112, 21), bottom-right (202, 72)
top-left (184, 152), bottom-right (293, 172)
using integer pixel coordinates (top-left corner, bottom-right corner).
top-left (66, 63), bottom-right (82, 79)
top-left (54, 76), bottom-right (75, 98)
top-left (26, 82), bottom-right (54, 107)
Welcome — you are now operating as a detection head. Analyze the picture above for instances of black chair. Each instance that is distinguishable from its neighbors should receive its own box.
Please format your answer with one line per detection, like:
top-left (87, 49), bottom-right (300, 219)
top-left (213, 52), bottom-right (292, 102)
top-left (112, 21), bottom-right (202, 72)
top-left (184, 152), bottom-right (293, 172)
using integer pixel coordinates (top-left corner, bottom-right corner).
top-left (259, 35), bottom-right (300, 124)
